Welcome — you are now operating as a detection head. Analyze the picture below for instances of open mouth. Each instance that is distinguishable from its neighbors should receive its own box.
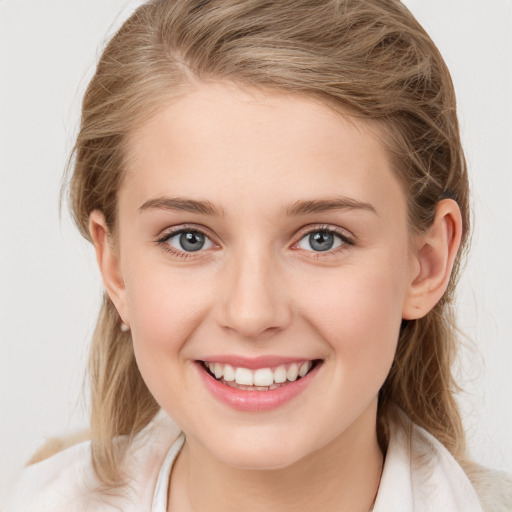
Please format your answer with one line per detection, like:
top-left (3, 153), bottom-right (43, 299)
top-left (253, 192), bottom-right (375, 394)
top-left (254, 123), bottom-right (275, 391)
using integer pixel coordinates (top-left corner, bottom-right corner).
top-left (200, 360), bottom-right (322, 391)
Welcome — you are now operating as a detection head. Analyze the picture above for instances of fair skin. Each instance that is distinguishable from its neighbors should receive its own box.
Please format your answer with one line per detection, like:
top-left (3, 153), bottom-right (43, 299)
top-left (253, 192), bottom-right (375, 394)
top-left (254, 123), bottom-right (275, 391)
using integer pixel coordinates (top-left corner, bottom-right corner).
top-left (90, 83), bottom-right (462, 512)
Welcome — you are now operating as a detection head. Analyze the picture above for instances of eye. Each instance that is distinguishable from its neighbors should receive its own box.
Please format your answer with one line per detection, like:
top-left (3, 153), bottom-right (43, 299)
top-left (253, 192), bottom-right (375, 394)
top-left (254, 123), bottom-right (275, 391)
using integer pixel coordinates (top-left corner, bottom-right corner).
top-left (296, 228), bottom-right (350, 252)
top-left (161, 229), bottom-right (215, 253)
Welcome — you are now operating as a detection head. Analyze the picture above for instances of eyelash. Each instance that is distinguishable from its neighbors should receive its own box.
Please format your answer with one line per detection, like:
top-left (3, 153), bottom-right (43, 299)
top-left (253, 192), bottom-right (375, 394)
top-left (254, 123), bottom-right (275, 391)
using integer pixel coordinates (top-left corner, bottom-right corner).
top-left (294, 225), bottom-right (354, 258)
top-left (156, 224), bottom-right (355, 259)
top-left (156, 225), bottom-right (213, 259)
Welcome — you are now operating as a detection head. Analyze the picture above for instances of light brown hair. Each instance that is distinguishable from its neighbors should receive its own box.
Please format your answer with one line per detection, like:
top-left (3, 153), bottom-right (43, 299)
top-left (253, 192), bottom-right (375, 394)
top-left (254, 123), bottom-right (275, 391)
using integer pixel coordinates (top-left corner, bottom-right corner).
top-left (66, 0), bottom-right (470, 486)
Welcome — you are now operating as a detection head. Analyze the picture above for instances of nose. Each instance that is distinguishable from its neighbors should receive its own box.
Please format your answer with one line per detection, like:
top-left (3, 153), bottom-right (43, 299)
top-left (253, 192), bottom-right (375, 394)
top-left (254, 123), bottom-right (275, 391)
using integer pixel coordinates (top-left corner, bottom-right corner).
top-left (216, 247), bottom-right (292, 340)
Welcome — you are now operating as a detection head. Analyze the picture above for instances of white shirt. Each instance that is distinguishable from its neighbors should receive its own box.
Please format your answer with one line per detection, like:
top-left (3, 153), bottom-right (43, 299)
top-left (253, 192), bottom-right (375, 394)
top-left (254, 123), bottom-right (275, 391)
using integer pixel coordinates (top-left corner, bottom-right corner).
top-left (4, 407), bottom-right (490, 511)
top-left (152, 433), bottom-right (185, 512)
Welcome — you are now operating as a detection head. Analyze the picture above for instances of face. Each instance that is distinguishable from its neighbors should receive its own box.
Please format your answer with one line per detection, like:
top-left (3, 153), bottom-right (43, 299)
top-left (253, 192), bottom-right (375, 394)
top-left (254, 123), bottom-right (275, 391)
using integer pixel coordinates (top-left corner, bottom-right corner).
top-left (107, 83), bottom-right (418, 469)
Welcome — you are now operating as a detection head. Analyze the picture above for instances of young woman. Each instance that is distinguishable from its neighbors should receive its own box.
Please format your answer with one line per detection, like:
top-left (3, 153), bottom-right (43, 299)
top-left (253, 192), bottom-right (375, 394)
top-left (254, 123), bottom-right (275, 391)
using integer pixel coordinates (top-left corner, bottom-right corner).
top-left (7, 0), bottom-right (511, 510)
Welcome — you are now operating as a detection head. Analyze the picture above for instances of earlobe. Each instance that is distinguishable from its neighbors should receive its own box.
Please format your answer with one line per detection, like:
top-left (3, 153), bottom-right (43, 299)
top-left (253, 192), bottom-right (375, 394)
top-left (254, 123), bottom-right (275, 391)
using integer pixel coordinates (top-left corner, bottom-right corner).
top-left (402, 199), bottom-right (463, 320)
top-left (88, 210), bottom-right (129, 325)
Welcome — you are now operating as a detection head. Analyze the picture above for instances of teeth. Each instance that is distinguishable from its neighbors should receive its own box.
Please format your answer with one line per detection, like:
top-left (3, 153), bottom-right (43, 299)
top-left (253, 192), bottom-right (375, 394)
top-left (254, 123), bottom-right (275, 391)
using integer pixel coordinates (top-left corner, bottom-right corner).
top-left (274, 365), bottom-right (287, 384)
top-left (235, 367), bottom-right (254, 386)
top-left (204, 360), bottom-right (315, 387)
top-left (299, 361), bottom-right (312, 377)
top-left (214, 363), bottom-right (223, 379)
top-left (223, 364), bottom-right (235, 382)
top-left (253, 368), bottom-right (274, 387)
top-left (287, 364), bottom-right (299, 382)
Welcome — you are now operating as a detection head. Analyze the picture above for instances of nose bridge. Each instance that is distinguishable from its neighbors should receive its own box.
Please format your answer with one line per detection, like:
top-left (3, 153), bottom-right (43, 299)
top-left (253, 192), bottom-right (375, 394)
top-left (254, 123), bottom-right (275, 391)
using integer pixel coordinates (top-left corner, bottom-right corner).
top-left (218, 242), bottom-right (291, 339)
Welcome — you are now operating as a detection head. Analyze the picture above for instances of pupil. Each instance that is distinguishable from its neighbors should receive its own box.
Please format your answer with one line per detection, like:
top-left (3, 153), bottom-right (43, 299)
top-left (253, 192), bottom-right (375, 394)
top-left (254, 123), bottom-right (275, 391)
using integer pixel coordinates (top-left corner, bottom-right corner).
top-left (180, 231), bottom-right (205, 252)
top-left (310, 231), bottom-right (334, 251)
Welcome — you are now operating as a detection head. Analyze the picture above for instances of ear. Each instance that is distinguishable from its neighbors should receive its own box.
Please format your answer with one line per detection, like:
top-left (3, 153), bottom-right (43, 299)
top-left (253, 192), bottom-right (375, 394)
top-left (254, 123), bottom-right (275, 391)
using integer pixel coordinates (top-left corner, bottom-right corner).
top-left (402, 199), bottom-right (463, 320)
top-left (89, 210), bottom-right (129, 326)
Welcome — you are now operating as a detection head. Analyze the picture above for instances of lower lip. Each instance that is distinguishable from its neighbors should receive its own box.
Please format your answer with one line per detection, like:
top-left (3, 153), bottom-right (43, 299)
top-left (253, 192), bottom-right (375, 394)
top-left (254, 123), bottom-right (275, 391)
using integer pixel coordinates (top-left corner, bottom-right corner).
top-left (195, 361), bottom-right (321, 412)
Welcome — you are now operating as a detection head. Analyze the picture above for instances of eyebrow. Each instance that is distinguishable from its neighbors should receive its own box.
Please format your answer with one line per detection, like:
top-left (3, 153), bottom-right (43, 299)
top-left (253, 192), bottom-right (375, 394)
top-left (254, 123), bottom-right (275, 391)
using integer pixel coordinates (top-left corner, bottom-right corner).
top-left (138, 195), bottom-right (377, 217)
top-left (284, 197), bottom-right (377, 216)
top-left (139, 197), bottom-right (226, 217)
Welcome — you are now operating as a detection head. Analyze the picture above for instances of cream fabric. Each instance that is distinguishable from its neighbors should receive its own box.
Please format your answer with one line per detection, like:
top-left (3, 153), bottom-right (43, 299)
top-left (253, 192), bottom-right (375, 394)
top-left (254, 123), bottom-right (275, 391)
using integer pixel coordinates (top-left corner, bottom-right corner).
top-left (6, 407), bottom-right (508, 512)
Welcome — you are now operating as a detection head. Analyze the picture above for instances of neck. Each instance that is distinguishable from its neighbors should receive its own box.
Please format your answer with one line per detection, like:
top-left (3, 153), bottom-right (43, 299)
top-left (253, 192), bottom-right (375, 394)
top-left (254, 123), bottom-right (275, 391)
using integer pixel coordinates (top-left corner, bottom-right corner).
top-left (168, 403), bottom-right (383, 512)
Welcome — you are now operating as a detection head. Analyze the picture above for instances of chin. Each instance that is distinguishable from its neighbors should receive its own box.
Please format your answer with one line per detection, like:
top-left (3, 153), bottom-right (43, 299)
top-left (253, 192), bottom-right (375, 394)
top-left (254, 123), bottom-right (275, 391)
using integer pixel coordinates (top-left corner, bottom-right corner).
top-left (206, 430), bottom-right (313, 471)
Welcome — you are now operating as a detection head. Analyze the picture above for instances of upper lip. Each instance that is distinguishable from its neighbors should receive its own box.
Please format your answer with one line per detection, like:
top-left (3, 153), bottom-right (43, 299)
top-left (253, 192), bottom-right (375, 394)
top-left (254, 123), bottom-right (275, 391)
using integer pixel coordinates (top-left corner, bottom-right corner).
top-left (198, 355), bottom-right (319, 370)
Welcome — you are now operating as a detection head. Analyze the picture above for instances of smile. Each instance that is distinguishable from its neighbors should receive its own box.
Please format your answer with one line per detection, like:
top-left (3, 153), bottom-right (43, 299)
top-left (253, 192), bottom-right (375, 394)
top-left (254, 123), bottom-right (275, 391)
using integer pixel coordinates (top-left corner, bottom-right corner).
top-left (202, 360), bottom-right (315, 390)
top-left (196, 358), bottom-right (322, 411)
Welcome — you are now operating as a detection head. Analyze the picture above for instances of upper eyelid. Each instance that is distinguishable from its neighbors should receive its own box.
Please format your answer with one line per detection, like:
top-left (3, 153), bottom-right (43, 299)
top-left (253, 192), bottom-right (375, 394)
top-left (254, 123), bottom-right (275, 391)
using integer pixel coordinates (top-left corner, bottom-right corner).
top-left (155, 228), bottom-right (217, 258)
top-left (156, 223), bottom-right (354, 248)
top-left (156, 226), bottom-right (217, 256)
top-left (157, 224), bottom-right (217, 242)
top-left (294, 224), bottom-right (354, 243)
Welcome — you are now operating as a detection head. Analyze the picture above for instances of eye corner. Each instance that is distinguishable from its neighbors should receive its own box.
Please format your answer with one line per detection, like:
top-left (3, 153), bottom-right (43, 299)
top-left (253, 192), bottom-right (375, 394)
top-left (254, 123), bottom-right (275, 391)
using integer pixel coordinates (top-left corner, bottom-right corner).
top-left (156, 225), bottom-right (219, 257)
top-left (291, 225), bottom-right (355, 256)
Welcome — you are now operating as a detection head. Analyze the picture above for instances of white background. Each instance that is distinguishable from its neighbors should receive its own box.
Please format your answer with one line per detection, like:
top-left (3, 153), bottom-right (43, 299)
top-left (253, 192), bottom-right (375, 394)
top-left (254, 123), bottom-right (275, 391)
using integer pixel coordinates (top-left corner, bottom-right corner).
top-left (1, 0), bottom-right (511, 498)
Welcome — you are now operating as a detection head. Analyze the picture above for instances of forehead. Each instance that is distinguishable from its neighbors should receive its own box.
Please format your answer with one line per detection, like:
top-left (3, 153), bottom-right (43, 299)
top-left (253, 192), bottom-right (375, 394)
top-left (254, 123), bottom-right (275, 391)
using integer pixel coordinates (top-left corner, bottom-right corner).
top-left (121, 83), bottom-right (406, 219)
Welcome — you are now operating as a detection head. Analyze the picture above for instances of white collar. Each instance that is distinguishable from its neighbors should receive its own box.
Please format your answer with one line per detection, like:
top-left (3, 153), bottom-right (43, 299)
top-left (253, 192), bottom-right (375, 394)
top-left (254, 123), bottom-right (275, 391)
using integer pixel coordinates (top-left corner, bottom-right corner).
top-left (152, 432), bottom-right (185, 512)
top-left (151, 407), bottom-right (483, 512)
top-left (373, 406), bottom-right (483, 512)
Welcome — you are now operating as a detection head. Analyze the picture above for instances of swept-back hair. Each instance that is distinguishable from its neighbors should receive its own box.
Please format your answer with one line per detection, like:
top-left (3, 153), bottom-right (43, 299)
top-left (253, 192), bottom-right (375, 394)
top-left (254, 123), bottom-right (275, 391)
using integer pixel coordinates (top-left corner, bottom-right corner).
top-left (66, 0), bottom-right (470, 486)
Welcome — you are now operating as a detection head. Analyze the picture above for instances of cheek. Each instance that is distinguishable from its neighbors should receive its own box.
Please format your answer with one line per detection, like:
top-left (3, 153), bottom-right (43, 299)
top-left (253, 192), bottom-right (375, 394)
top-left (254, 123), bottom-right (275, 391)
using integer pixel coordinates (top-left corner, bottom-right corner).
top-left (294, 258), bottom-right (407, 379)
top-left (122, 259), bottom-right (211, 371)
top-left (122, 266), bottom-right (213, 417)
